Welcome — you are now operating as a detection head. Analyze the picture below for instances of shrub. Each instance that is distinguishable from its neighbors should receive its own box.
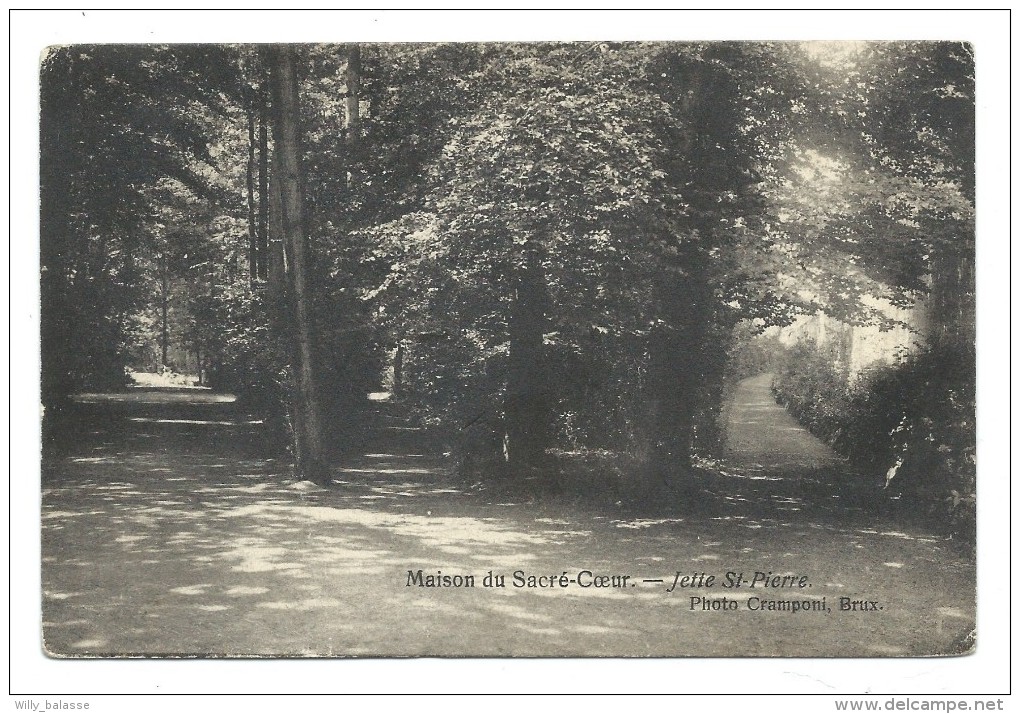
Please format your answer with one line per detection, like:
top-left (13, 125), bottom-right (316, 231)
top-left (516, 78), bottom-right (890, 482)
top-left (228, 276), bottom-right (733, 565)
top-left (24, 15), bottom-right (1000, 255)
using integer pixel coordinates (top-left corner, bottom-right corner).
top-left (725, 328), bottom-right (790, 383)
top-left (773, 339), bottom-right (975, 540)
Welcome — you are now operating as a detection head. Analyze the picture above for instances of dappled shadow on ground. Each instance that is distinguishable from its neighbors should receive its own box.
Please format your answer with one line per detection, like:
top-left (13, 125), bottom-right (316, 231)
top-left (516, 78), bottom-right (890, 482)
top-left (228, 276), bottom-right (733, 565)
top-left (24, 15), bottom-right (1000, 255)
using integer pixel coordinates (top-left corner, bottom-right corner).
top-left (44, 391), bottom-right (280, 459)
top-left (41, 385), bottom-right (974, 658)
top-left (43, 447), bottom-right (974, 657)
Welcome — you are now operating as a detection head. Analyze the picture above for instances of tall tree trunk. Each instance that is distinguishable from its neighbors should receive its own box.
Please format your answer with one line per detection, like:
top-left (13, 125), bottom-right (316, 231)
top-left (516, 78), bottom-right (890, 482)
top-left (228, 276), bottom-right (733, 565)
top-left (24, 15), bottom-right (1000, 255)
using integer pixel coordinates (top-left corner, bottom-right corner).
top-left (267, 45), bottom-right (330, 486)
top-left (159, 255), bottom-right (170, 369)
top-left (257, 81), bottom-right (270, 281)
top-left (392, 340), bottom-right (403, 399)
top-left (345, 44), bottom-right (361, 145)
top-left (504, 248), bottom-right (552, 477)
top-left (245, 100), bottom-right (259, 285)
top-left (644, 59), bottom-right (722, 486)
top-left (40, 50), bottom-right (80, 413)
top-left (647, 247), bottom-right (711, 480)
top-left (267, 147), bottom-right (288, 312)
top-left (929, 228), bottom-right (975, 349)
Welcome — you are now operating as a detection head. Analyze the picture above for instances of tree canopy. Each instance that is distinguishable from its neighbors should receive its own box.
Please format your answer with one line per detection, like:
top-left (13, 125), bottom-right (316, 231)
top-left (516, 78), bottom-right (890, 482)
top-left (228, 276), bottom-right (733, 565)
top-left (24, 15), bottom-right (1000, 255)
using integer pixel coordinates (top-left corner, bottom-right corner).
top-left (40, 41), bottom-right (975, 487)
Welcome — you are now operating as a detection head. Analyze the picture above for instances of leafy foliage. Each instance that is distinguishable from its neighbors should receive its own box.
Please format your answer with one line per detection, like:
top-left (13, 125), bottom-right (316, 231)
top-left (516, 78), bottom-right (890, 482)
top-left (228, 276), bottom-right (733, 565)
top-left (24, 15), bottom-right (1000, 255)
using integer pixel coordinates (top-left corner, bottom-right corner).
top-left (763, 42), bottom-right (975, 333)
top-left (773, 341), bottom-right (975, 539)
top-left (353, 43), bottom-right (815, 469)
top-left (40, 45), bottom-right (239, 400)
top-left (39, 41), bottom-right (975, 518)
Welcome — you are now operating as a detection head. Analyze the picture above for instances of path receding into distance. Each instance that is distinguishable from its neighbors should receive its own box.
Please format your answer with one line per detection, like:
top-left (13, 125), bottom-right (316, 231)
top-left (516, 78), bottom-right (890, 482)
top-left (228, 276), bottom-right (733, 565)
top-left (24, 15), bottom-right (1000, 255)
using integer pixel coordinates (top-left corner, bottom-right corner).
top-left (41, 375), bottom-right (975, 663)
top-left (724, 373), bottom-right (842, 470)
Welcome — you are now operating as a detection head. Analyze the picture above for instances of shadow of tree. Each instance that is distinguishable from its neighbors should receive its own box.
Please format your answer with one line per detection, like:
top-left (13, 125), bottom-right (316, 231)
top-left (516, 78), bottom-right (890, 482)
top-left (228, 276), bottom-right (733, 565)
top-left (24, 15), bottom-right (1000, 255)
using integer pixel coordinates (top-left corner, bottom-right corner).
top-left (41, 387), bottom-right (975, 657)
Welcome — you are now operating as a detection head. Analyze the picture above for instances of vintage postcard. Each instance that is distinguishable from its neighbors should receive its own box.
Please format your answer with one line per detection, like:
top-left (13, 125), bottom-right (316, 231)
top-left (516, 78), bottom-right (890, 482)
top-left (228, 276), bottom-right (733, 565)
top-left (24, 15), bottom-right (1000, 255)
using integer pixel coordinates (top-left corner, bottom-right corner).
top-left (38, 37), bottom-right (977, 661)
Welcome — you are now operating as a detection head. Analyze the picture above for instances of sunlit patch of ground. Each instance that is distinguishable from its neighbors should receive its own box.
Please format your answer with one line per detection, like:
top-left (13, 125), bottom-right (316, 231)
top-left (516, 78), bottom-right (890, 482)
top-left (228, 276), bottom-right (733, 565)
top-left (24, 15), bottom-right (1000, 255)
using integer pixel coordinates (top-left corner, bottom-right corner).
top-left (41, 381), bottom-right (974, 657)
top-left (73, 392), bottom-right (235, 404)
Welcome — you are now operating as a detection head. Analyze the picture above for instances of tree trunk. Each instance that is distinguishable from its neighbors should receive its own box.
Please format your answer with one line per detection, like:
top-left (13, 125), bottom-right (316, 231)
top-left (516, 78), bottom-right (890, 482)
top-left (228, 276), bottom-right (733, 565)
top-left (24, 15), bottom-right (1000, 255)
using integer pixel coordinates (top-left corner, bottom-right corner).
top-left (644, 59), bottom-right (719, 485)
top-left (647, 255), bottom-right (713, 478)
top-left (267, 45), bottom-right (330, 486)
top-left (929, 230), bottom-right (975, 349)
top-left (159, 255), bottom-right (170, 369)
top-left (245, 102), bottom-right (259, 285)
top-left (267, 145), bottom-right (287, 310)
top-left (345, 44), bottom-right (361, 145)
top-left (40, 58), bottom-right (76, 411)
top-left (257, 81), bottom-right (270, 281)
top-left (504, 248), bottom-right (552, 477)
top-left (392, 340), bottom-right (403, 398)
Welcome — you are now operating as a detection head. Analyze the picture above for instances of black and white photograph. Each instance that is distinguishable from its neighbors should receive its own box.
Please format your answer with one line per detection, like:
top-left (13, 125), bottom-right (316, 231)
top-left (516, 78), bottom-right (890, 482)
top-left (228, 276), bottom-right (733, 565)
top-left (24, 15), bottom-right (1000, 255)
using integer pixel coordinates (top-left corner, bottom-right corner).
top-left (13, 7), bottom-right (1010, 701)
